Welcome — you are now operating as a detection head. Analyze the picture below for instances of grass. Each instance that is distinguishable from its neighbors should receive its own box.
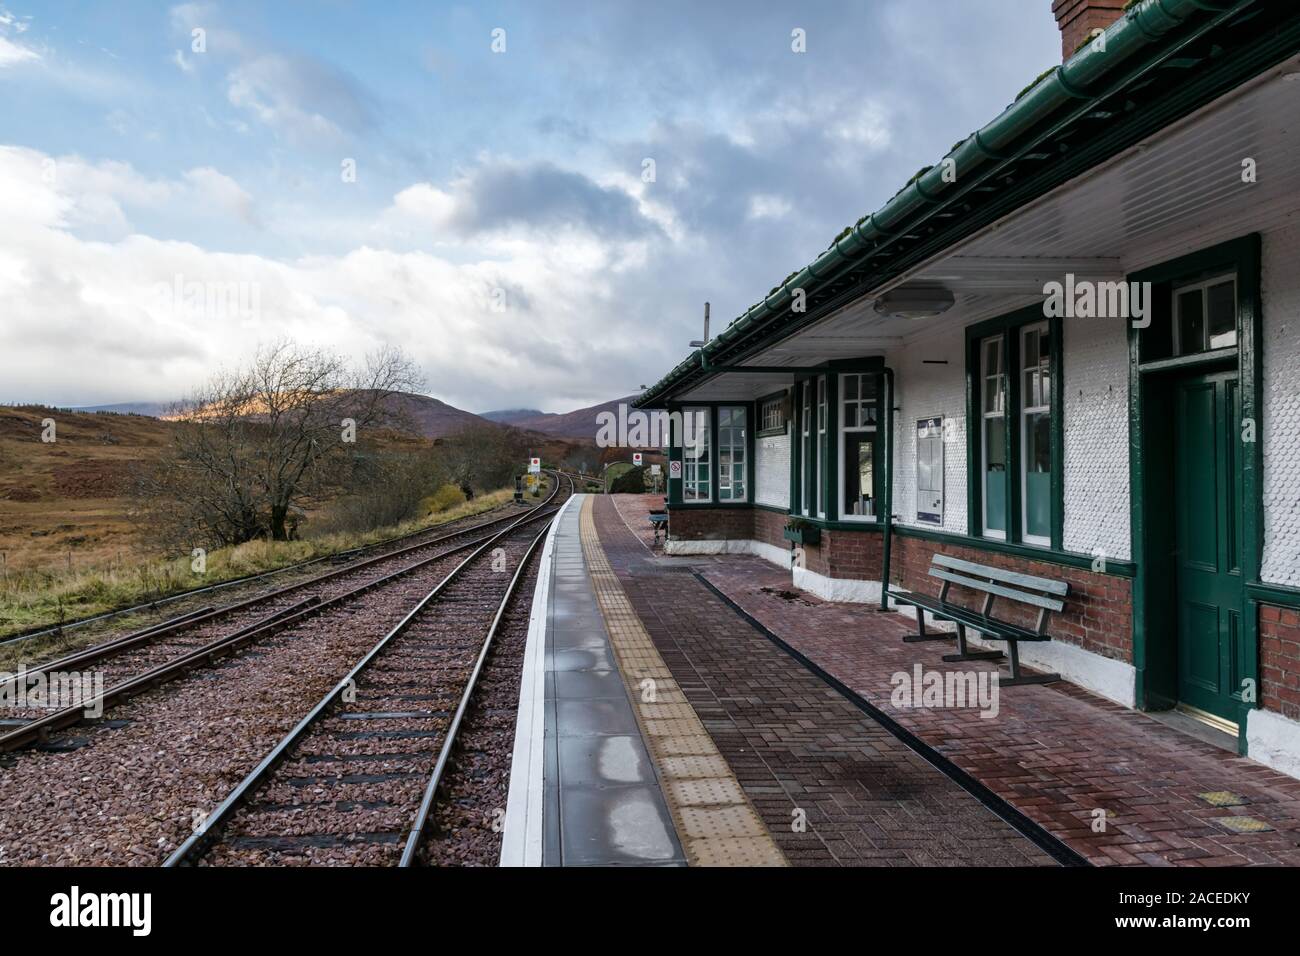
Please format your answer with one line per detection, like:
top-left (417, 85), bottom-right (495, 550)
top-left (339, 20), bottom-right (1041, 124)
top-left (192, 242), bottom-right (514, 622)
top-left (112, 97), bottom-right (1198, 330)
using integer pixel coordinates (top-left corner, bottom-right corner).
top-left (0, 487), bottom-right (518, 642)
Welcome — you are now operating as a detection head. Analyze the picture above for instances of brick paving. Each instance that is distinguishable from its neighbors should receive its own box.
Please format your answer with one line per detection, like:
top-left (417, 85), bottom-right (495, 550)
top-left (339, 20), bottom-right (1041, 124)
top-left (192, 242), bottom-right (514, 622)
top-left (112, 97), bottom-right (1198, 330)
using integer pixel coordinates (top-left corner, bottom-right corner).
top-left (594, 496), bottom-right (1059, 866)
top-left (607, 495), bottom-right (1300, 867)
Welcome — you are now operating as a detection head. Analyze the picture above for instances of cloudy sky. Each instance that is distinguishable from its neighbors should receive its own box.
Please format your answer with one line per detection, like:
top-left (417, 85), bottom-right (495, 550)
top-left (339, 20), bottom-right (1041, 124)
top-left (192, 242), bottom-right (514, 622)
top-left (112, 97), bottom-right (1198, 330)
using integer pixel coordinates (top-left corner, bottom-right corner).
top-left (0, 1), bottom-right (1060, 412)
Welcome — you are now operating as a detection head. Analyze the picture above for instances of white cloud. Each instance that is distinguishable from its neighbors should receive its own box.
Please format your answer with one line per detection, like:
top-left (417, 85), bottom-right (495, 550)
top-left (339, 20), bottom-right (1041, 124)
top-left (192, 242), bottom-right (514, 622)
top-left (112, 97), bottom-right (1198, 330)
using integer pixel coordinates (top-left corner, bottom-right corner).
top-left (828, 100), bottom-right (893, 150)
top-left (182, 166), bottom-right (258, 227)
top-left (0, 33), bottom-right (38, 66)
top-left (747, 194), bottom-right (793, 221)
top-left (0, 146), bottom-right (660, 409)
top-left (0, 148), bottom-right (259, 237)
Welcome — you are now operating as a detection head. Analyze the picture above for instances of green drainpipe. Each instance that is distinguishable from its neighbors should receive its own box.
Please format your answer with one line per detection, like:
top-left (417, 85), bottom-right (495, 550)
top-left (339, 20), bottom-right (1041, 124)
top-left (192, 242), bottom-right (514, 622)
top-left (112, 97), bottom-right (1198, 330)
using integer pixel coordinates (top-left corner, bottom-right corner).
top-left (879, 366), bottom-right (895, 612)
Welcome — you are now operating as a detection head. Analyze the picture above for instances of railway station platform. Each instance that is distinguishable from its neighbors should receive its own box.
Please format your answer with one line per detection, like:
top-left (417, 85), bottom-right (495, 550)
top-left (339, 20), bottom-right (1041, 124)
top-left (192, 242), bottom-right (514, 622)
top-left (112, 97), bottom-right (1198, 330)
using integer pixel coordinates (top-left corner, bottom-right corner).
top-left (501, 492), bottom-right (1300, 867)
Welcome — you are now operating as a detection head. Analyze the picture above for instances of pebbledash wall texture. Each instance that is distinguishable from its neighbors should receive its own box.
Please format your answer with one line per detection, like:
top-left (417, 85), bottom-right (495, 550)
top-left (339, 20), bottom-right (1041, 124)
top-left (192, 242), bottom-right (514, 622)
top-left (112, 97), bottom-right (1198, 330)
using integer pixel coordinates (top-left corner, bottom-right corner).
top-left (1260, 222), bottom-right (1300, 589)
top-left (1256, 223), bottom-right (1300, 735)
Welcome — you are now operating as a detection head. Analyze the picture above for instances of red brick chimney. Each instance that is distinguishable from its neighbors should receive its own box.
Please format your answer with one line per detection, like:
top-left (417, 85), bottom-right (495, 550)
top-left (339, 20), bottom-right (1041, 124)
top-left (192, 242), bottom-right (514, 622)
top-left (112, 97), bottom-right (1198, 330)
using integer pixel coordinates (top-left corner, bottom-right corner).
top-left (1052, 0), bottom-right (1127, 60)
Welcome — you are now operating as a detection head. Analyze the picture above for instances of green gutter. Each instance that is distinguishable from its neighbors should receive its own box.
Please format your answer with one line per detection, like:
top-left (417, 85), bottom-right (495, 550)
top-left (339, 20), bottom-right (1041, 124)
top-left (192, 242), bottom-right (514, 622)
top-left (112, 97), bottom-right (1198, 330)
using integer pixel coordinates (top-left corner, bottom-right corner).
top-left (636, 0), bottom-right (1239, 407)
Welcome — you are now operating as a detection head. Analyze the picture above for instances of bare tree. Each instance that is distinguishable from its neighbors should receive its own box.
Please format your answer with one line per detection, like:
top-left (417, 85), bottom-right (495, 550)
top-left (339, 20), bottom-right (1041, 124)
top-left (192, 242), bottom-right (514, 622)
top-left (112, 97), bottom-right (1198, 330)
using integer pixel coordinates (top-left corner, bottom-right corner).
top-left (438, 422), bottom-right (529, 499)
top-left (136, 342), bottom-right (423, 546)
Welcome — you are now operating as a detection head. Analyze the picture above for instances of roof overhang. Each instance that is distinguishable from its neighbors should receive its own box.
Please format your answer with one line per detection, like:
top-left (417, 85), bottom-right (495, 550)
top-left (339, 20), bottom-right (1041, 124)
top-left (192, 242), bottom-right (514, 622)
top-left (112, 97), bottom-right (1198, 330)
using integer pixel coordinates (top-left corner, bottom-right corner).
top-left (636, 0), bottom-right (1300, 408)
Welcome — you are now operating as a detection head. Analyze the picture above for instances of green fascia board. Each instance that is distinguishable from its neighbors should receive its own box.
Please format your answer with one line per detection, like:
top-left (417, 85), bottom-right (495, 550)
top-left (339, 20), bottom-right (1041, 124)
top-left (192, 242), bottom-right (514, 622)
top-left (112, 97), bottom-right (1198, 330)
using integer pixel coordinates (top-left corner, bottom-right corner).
top-left (636, 0), bottom-right (1286, 408)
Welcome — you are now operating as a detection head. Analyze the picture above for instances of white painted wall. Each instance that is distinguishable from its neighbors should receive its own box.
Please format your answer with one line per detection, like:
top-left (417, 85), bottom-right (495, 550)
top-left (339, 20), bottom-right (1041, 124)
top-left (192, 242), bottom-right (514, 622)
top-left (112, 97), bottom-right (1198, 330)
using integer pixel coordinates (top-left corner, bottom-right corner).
top-left (756, 420), bottom-right (791, 509)
top-left (1260, 222), bottom-right (1300, 587)
top-left (887, 326), bottom-right (969, 536)
top-left (1061, 312), bottom-right (1131, 561)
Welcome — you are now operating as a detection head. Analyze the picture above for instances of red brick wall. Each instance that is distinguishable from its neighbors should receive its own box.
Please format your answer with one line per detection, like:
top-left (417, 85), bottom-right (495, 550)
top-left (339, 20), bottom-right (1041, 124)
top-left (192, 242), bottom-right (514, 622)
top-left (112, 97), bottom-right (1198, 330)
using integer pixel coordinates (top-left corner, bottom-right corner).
top-left (668, 508), bottom-right (793, 555)
top-left (800, 528), bottom-right (883, 582)
top-left (1260, 604), bottom-right (1300, 722)
top-left (666, 507), bottom-right (754, 541)
top-left (890, 535), bottom-right (1133, 663)
top-left (1051, 0), bottom-right (1125, 60)
top-left (666, 506), bottom-right (1133, 662)
top-left (754, 509), bottom-right (787, 551)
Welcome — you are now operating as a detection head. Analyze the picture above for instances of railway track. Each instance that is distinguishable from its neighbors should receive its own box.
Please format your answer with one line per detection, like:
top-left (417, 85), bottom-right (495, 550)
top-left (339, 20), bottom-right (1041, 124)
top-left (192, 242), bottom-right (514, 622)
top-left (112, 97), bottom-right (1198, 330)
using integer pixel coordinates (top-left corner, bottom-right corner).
top-left (165, 474), bottom-right (570, 866)
top-left (0, 497), bottom-right (534, 649)
top-left (0, 474), bottom-right (567, 752)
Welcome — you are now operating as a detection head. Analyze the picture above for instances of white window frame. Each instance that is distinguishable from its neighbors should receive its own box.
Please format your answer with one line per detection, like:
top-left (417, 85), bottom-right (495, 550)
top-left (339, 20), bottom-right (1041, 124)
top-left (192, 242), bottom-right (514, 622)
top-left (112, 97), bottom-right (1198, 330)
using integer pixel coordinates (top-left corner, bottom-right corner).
top-left (760, 395), bottom-right (785, 433)
top-left (717, 405), bottom-right (748, 503)
top-left (681, 406), bottom-right (711, 503)
top-left (837, 372), bottom-right (878, 524)
top-left (1019, 323), bottom-right (1051, 547)
top-left (981, 335), bottom-right (1007, 540)
top-left (1172, 272), bottom-right (1237, 357)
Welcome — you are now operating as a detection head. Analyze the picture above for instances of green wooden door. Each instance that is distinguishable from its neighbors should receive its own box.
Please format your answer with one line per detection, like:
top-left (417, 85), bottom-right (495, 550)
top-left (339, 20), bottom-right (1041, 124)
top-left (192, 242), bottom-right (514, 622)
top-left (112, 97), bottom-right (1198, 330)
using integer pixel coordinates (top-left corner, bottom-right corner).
top-left (1173, 371), bottom-right (1241, 723)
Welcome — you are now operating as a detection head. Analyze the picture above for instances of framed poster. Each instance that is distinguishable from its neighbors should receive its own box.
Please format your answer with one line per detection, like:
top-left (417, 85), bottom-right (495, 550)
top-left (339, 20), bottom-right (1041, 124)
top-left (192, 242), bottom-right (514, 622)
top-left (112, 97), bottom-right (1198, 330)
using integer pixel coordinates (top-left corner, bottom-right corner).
top-left (916, 417), bottom-right (943, 525)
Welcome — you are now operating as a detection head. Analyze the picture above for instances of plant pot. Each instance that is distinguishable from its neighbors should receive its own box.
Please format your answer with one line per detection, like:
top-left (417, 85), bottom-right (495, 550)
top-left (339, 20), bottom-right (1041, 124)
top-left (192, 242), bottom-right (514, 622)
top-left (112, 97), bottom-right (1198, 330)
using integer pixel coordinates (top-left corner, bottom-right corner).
top-left (783, 525), bottom-right (820, 546)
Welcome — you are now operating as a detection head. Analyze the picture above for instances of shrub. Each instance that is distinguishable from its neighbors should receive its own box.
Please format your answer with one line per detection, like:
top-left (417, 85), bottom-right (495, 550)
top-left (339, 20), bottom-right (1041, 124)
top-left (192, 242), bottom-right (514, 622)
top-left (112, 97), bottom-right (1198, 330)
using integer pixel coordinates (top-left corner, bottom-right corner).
top-left (423, 483), bottom-right (467, 513)
top-left (609, 466), bottom-right (646, 494)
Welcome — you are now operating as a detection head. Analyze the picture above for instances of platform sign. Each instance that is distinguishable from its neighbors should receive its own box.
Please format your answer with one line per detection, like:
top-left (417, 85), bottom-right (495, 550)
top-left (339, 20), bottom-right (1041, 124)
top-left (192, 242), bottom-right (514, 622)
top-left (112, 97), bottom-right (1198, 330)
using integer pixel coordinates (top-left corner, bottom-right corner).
top-left (669, 460), bottom-right (682, 479)
top-left (915, 417), bottom-right (944, 525)
top-left (633, 452), bottom-right (643, 466)
top-left (528, 457), bottom-right (541, 474)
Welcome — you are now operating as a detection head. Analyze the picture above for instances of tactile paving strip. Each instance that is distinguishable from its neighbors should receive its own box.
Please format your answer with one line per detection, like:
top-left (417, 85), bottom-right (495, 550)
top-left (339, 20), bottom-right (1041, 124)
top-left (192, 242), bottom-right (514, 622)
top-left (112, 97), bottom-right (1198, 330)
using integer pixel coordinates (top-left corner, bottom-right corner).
top-left (578, 498), bottom-right (787, 867)
top-left (1198, 791), bottom-right (1249, 808)
top-left (1213, 816), bottom-right (1274, 834)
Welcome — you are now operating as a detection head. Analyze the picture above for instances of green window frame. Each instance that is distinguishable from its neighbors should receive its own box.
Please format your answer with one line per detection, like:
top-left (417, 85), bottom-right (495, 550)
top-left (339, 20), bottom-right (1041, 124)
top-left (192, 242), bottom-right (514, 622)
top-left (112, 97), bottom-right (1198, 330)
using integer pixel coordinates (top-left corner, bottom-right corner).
top-left (717, 405), bottom-right (748, 502)
top-left (681, 405), bottom-right (711, 502)
top-left (966, 305), bottom-right (1063, 550)
top-left (838, 372), bottom-right (879, 522)
top-left (1019, 322), bottom-right (1053, 546)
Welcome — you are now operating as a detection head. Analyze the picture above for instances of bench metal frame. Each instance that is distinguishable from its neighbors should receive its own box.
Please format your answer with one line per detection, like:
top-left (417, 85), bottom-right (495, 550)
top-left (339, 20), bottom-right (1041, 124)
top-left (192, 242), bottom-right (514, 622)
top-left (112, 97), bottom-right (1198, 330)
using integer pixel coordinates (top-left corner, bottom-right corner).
top-left (894, 554), bottom-right (1068, 687)
top-left (649, 512), bottom-right (668, 546)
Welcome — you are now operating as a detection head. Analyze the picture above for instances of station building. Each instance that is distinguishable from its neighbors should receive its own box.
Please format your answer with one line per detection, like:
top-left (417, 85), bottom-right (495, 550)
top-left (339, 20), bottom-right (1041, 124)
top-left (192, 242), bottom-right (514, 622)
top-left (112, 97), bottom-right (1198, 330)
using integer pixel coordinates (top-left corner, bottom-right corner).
top-left (636, 0), bottom-right (1300, 774)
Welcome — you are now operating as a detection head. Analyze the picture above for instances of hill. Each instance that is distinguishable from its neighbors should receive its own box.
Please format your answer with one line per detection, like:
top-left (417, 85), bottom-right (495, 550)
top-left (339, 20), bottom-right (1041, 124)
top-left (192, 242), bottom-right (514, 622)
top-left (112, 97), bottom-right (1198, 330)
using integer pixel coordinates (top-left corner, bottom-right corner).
top-left (0, 405), bottom-right (175, 570)
top-left (164, 390), bottom-right (501, 442)
top-left (480, 407), bottom-right (545, 425)
top-left (384, 393), bottom-right (503, 439)
top-left (70, 401), bottom-right (173, 418)
top-left (504, 395), bottom-right (640, 441)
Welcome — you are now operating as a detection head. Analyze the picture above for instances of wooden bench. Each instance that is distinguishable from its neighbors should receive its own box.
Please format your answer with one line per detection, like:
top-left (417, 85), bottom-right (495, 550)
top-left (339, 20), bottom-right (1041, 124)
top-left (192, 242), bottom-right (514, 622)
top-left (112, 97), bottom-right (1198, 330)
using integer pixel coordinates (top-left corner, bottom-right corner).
top-left (890, 554), bottom-right (1068, 686)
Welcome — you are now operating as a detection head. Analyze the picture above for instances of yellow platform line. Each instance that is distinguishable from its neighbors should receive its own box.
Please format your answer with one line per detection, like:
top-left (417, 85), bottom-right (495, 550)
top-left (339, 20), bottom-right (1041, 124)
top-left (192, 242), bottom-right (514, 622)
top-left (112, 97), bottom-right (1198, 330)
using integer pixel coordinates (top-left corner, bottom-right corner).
top-left (578, 497), bottom-right (787, 867)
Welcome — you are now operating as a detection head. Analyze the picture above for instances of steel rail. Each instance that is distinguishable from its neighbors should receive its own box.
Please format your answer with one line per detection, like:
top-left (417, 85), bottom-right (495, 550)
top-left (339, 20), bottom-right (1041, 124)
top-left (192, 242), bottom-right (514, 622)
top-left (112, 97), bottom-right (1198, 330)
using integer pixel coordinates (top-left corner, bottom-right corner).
top-left (163, 478), bottom-right (570, 867)
top-left (0, 475), bottom-right (566, 753)
top-left (1, 482), bottom-right (557, 691)
top-left (0, 499), bottom-right (535, 648)
top-left (398, 519), bottom-right (552, 866)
